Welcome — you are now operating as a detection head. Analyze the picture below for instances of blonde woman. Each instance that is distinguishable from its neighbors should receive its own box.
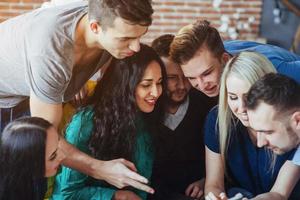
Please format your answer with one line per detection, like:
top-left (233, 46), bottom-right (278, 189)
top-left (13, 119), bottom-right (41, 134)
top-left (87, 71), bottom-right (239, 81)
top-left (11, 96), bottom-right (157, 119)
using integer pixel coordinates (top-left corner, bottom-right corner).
top-left (204, 51), bottom-right (300, 200)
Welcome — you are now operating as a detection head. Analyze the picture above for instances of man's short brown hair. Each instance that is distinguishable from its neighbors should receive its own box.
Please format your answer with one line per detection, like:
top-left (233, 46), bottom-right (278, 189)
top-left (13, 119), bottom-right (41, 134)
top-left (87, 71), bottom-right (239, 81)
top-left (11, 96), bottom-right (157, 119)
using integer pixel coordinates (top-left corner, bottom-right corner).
top-left (170, 20), bottom-right (225, 65)
top-left (151, 34), bottom-right (175, 57)
top-left (88, 0), bottom-right (153, 29)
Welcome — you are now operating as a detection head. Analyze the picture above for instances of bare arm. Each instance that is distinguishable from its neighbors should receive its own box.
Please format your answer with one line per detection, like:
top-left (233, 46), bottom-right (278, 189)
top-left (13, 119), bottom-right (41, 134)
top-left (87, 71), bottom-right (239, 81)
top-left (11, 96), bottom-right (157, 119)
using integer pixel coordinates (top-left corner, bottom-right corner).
top-left (29, 94), bottom-right (154, 193)
top-left (250, 192), bottom-right (284, 200)
top-left (30, 93), bottom-right (63, 128)
top-left (205, 146), bottom-right (226, 197)
top-left (252, 160), bottom-right (300, 200)
top-left (60, 138), bottom-right (153, 192)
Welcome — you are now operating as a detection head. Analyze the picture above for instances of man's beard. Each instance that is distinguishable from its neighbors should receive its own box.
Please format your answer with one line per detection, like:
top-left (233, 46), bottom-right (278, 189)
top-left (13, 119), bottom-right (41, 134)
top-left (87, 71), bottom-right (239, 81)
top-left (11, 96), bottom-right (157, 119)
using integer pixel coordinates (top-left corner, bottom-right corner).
top-left (167, 90), bottom-right (188, 107)
top-left (286, 124), bottom-right (300, 150)
top-left (275, 123), bottom-right (300, 154)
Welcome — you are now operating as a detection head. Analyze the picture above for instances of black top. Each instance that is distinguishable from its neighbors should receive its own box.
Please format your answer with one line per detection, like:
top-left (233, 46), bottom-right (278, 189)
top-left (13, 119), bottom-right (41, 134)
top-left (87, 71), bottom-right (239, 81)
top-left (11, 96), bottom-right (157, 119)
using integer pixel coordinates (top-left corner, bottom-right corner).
top-left (151, 89), bottom-right (217, 198)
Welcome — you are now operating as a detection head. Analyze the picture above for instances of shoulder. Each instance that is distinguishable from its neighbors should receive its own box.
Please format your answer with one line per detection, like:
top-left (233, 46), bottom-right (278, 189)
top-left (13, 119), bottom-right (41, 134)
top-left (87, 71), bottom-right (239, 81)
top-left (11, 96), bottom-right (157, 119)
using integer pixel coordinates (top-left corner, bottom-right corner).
top-left (27, 3), bottom-right (87, 52)
top-left (68, 107), bottom-right (94, 130)
top-left (204, 106), bottom-right (219, 136)
top-left (224, 40), bottom-right (254, 47)
top-left (72, 107), bottom-right (94, 121)
top-left (292, 147), bottom-right (300, 165)
top-left (204, 106), bottom-right (220, 152)
top-left (30, 2), bottom-right (87, 28)
top-left (65, 107), bottom-right (95, 145)
top-left (224, 40), bottom-right (262, 53)
top-left (224, 40), bottom-right (299, 61)
top-left (207, 106), bottom-right (218, 121)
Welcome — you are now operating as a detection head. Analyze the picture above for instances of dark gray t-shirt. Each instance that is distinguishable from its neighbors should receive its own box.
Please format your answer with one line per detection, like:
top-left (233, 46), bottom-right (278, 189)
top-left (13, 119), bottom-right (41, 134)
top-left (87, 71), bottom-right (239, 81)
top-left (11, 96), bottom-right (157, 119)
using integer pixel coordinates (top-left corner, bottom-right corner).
top-left (0, 1), bottom-right (111, 108)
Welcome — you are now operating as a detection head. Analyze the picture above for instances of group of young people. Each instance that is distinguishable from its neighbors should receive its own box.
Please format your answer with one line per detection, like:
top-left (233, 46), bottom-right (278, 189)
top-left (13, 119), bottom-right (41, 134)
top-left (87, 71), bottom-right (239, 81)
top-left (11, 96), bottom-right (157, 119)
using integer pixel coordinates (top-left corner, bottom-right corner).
top-left (0, 0), bottom-right (300, 200)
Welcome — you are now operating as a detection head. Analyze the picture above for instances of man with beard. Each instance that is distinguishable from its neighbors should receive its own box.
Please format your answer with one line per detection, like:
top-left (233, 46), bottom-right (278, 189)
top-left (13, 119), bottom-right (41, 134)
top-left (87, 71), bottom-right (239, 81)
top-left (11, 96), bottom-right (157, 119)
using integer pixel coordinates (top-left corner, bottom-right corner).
top-left (246, 73), bottom-right (300, 198)
top-left (150, 34), bottom-right (216, 200)
top-left (247, 73), bottom-right (300, 163)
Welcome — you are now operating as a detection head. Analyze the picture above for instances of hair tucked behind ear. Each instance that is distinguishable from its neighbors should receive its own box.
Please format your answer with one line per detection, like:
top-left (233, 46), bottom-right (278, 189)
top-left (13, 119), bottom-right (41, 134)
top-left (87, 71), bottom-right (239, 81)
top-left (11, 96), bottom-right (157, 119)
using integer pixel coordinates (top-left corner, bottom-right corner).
top-left (87, 44), bottom-right (167, 161)
top-left (0, 117), bottom-right (51, 200)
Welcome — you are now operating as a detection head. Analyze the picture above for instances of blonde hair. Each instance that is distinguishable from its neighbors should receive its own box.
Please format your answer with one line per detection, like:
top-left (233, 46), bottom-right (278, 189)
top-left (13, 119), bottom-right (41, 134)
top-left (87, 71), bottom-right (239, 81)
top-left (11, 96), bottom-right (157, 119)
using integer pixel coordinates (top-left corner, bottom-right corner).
top-left (218, 51), bottom-right (276, 163)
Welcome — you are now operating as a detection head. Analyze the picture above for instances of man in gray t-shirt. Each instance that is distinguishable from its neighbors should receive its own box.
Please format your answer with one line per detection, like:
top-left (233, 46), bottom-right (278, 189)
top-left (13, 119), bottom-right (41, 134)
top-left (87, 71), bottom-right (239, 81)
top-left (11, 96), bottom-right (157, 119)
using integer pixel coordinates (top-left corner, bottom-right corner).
top-left (0, 0), bottom-right (154, 194)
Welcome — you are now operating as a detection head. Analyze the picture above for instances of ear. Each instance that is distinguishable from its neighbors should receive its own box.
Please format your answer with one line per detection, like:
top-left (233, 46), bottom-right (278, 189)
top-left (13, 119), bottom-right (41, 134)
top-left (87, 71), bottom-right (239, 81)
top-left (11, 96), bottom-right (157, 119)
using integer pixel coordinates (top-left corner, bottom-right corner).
top-left (221, 52), bottom-right (231, 64)
top-left (90, 20), bottom-right (101, 34)
top-left (291, 111), bottom-right (300, 132)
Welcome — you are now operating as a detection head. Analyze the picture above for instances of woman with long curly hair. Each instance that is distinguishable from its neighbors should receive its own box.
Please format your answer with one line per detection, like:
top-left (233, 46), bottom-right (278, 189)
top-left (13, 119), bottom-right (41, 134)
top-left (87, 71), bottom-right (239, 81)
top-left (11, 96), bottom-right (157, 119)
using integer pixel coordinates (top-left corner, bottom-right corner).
top-left (0, 117), bottom-right (65, 200)
top-left (52, 44), bottom-right (166, 200)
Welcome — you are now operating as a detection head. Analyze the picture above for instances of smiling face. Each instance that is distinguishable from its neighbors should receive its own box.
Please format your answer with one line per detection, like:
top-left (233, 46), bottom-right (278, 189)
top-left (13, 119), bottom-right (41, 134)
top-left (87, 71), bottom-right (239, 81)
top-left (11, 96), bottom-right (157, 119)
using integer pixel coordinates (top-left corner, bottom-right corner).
top-left (96, 17), bottom-right (148, 59)
top-left (181, 48), bottom-right (225, 97)
top-left (226, 75), bottom-right (251, 127)
top-left (135, 61), bottom-right (163, 113)
top-left (162, 57), bottom-right (191, 104)
top-left (248, 102), bottom-right (300, 154)
top-left (45, 127), bottom-right (65, 177)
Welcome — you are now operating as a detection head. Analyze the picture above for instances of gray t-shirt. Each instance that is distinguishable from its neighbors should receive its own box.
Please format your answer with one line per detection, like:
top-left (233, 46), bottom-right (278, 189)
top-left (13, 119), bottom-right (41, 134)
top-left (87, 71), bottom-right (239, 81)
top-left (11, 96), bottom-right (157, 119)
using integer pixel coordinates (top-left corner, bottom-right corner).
top-left (0, 1), bottom-right (111, 108)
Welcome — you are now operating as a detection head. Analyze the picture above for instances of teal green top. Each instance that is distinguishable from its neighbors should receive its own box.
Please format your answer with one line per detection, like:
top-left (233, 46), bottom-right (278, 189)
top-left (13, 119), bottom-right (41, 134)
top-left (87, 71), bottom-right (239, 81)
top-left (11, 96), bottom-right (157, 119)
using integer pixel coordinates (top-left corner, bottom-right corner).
top-left (51, 108), bottom-right (153, 200)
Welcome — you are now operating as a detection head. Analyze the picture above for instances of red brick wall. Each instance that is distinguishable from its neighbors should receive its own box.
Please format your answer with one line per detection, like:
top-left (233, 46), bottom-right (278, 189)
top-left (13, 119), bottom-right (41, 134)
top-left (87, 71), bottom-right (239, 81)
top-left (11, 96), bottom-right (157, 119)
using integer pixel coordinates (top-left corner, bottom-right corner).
top-left (0, 0), bottom-right (263, 43)
top-left (0, 0), bottom-right (45, 22)
top-left (144, 0), bottom-right (263, 43)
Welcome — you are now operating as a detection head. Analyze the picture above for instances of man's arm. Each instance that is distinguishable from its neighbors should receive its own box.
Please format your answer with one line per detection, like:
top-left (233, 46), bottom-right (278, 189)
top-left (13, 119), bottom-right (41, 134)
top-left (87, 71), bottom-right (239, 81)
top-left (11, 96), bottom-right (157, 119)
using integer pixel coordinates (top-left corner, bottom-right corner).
top-left (30, 93), bottom-right (63, 128)
top-left (59, 138), bottom-right (154, 192)
top-left (252, 160), bottom-right (300, 200)
top-left (29, 94), bottom-right (154, 193)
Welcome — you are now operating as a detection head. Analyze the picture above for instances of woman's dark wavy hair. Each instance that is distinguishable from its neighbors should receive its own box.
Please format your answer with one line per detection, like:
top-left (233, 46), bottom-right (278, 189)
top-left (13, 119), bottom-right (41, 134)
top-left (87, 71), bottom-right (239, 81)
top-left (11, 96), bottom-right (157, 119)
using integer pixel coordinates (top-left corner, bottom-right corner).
top-left (87, 44), bottom-right (167, 161)
top-left (0, 117), bottom-right (52, 200)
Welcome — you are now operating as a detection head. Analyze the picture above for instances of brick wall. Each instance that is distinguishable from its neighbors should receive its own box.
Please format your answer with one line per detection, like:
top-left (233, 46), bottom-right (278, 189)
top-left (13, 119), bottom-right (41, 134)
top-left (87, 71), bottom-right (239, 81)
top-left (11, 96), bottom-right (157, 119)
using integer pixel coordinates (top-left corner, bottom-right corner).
top-left (0, 0), bottom-right (45, 22)
top-left (0, 0), bottom-right (263, 43)
top-left (145, 0), bottom-right (263, 43)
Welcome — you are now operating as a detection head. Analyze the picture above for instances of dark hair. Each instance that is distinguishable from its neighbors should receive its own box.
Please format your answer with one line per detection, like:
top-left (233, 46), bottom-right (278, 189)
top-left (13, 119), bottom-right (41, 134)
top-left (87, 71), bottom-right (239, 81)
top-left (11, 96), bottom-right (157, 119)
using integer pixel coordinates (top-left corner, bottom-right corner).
top-left (0, 117), bottom-right (52, 200)
top-left (88, 0), bottom-right (153, 29)
top-left (151, 34), bottom-right (175, 57)
top-left (87, 44), bottom-right (166, 161)
top-left (247, 73), bottom-right (300, 114)
top-left (170, 20), bottom-right (225, 65)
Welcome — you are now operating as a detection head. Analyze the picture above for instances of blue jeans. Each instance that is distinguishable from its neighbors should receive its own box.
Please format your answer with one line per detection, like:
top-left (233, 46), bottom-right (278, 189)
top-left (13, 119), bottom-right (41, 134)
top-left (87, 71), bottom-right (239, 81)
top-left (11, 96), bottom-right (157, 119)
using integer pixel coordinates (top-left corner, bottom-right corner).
top-left (0, 102), bottom-right (30, 133)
